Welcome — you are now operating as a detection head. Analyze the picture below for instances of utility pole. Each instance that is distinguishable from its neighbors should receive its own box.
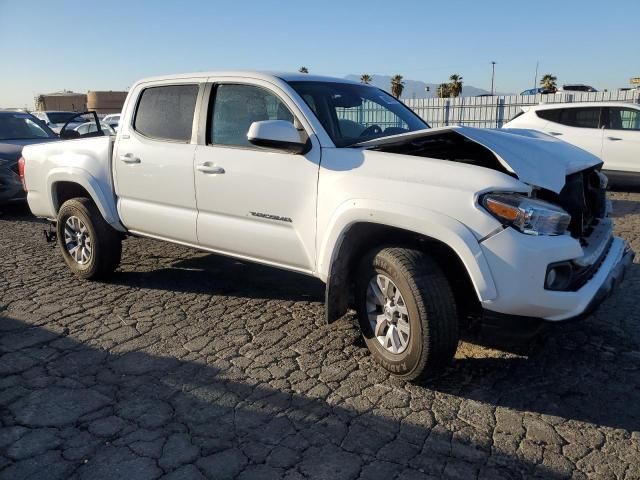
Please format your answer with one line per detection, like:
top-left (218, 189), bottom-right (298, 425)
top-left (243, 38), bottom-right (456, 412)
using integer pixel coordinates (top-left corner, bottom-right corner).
top-left (490, 61), bottom-right (496, 96)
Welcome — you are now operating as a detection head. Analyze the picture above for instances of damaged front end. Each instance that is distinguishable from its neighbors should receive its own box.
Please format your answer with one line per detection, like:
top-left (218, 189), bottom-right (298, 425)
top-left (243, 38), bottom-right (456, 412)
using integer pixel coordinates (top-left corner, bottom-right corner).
top-left (359, 126), bottom-right (633, 318)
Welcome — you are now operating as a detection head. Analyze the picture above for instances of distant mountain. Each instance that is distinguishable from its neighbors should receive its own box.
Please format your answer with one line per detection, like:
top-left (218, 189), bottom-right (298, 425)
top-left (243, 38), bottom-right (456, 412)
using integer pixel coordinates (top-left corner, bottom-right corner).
top-left (344, 74), bottom-right (499, 98)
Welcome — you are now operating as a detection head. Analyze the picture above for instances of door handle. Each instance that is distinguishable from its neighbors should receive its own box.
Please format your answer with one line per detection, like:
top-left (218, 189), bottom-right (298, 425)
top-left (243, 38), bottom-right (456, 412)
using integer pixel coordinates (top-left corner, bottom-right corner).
top-left (548, 131), bottom-right (563, 136)
top-left (607, 136), bottom-right (622, 141)
top-left (119, 154), bottom-right (141, 164)
top-left (196, 164), bottom-right (225, 174)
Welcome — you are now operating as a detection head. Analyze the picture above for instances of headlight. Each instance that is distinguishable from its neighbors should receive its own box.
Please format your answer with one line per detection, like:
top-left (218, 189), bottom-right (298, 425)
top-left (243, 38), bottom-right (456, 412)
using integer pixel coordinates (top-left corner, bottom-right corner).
top-left (481, 193), bottom-right (571, 236)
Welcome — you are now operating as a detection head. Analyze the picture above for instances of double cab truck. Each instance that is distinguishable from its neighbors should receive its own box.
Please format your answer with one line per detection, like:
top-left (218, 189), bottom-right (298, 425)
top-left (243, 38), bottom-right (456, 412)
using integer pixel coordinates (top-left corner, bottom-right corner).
top-left (20, 72), bottom-right (634, 381)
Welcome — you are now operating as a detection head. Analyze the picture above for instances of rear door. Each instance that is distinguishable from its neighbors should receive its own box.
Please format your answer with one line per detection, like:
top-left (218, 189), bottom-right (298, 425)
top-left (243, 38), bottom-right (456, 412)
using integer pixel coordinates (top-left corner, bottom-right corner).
top-left (601, 106), bottom-right (640, 173)
top-left (538, 106), bottom-right (604, 158)
top-left (113, 82), bottom-right (202, 243)
top-left (192, 79), bottom-right (321, 272)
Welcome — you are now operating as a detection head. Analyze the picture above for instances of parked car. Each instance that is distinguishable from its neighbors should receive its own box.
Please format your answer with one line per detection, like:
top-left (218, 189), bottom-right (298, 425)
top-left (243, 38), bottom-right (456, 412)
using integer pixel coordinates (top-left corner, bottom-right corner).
top-left (503, 102), bottom-right (640, 183)
top-left (102, 114), bottom-right (121, 131)
top-left (557, 84), bottom-right (598, 93)
top-left (74, 122), bottom-right (116, 136)
top-left (520, 88), bottom-right (555, 95)
top-left (20, 72), bottom-right (634, 381)
top-left (0, 111), bottom-right (57, 204)
top-left (30, 111), bottom-right (85, 134)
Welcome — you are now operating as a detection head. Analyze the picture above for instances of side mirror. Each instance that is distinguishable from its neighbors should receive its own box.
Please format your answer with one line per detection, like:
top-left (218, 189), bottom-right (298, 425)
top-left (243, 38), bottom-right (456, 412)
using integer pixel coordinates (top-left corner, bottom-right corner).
top-left (247, 120), bottom-right (310, 154)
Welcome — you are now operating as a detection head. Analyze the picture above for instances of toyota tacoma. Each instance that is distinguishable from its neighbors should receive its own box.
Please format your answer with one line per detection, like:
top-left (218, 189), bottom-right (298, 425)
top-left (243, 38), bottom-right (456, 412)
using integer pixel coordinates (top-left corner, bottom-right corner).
top-left (20, 72), bottom-right (634, 381)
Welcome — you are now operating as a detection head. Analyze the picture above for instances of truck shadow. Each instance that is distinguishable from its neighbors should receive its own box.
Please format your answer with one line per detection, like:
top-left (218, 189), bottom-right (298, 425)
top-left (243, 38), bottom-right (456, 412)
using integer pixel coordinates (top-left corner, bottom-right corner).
top-left (0, 203), bottom-right (42, 223)
top-left (0, 313), bottom-right (591, 479)
top-left (103, 250), bottom-right (640, 437)
top-left (432, 261), bottom-right (640, 432)
top-left (110, 253), bottom-right (326, 303)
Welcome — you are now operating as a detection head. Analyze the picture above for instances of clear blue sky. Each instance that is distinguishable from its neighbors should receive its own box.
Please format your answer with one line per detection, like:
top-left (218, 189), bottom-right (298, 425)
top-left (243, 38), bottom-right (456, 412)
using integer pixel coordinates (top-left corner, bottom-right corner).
top-left (1, 0), bottom-right (638, 108)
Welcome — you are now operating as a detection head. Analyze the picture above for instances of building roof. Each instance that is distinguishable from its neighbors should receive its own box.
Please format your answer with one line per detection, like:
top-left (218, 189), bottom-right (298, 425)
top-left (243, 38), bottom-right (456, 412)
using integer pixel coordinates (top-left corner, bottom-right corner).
top-left (37, 91), bottom-right (85, 97)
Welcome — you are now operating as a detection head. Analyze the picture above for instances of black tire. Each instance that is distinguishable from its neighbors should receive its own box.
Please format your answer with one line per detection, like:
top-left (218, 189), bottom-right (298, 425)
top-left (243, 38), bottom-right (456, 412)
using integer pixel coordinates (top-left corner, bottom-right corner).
top-left (56, 197), bottom-right (122, 279)
top-left (355, 247), bottom-right (459, 382)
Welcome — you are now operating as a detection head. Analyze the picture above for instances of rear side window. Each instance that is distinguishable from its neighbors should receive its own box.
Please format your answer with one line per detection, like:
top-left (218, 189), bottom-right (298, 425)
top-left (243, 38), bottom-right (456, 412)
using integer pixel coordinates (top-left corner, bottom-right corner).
top-left (536, 109), bottom-right (561, 122)
top-left (560, 107), bottom-right (601, 128)
top-left (134, 85), bottom-right (199, 141)
top-left (607, 107), bottom-right (640, 130)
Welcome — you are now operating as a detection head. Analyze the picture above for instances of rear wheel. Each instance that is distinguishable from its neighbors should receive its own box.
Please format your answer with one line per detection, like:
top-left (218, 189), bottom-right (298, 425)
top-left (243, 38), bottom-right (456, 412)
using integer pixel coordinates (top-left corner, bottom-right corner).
top-left (355, 247), bottom-right (459, 381)
top-left (56, 198), bottom-right (121, 279)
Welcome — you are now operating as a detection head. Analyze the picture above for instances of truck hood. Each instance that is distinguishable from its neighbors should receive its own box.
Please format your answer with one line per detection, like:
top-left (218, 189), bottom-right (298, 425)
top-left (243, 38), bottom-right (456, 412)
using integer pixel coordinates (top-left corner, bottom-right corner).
top-left (356, 126), bottom-right (602, 193)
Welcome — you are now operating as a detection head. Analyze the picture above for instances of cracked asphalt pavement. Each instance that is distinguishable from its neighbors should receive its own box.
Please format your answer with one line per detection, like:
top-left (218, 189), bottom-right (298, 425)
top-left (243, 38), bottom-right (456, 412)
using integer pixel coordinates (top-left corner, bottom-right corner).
top-left (1, 191), bottom-right (639, 480)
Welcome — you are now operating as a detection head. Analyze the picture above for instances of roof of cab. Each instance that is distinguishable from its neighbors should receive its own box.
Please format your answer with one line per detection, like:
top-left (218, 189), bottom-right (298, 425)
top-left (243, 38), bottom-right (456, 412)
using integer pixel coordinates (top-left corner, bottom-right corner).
top-left (133, 71), bottom-right (361, 86)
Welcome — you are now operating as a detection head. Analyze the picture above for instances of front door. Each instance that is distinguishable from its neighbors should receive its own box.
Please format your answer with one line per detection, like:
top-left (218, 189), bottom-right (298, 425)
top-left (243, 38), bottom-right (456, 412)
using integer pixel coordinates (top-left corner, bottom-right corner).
top-left (193, 81), bottom-right (320, 272)
top-left (601, 106), bottom-right (640, 174)
top-left (114, 83), bottom-right (201, 243)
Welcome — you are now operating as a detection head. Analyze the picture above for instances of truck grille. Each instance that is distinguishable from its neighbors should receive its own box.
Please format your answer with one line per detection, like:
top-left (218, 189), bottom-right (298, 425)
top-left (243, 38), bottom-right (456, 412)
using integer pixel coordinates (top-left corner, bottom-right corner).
top-left (541, 166), bottom-right (607, 239)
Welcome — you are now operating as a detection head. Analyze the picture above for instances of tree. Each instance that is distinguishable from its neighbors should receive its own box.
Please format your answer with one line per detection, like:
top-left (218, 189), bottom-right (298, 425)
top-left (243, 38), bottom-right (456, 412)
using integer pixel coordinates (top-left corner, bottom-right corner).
top-left (299, 66), bottom-right (309, 74)
top-left (448, 74), bottom-right (463, 97)
top-left (390, 74), bottom-right (405, 98)
top-left (437, 83), bottom-right (451, 98)
top-left (360, 74), bottom-right (373, 84)
top-left (540, 74), bottom-right (557, 92)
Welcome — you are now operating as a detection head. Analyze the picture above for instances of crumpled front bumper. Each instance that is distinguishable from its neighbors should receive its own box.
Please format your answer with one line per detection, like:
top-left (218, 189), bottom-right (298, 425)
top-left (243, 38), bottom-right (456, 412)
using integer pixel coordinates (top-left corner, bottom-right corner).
top-left (479, 225), bottom-right (635, 322)
top-left (578, 242), bottom-right (635, 320)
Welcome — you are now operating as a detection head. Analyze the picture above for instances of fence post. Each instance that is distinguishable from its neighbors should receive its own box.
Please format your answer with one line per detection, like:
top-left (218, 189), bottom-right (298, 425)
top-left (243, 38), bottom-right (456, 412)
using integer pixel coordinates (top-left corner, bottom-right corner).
top-left (496, 97), bottom-right (505, 128)
top-left (444, 100), bottom-right (450, 126)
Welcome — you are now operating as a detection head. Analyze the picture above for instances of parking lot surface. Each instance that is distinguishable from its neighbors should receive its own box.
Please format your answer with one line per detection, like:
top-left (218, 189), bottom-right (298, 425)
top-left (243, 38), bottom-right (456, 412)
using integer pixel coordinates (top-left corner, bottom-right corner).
top-left (1, 191), bottom-right (639, 480)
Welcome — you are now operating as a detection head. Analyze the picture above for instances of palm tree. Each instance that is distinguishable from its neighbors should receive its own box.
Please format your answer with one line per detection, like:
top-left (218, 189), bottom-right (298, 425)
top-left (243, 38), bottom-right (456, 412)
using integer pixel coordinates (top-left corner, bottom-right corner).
top-left (437, 83), bottom-right (451, 98)
top-left (540, 74), bottom-right (557, 92)
top-left (299, 66), bottom-right (309, 74)
top-left (448, 74), bottom-right (463, 97)
top-left (360, 74), bottom-right (373, 84)
top-left (390, 74), bottom-right (405, 99)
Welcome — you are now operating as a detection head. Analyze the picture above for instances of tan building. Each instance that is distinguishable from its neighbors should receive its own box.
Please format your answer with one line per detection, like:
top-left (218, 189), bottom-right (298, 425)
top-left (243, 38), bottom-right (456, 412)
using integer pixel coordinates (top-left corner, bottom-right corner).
top-left (34, 91), bottom-right (87, 112)
top-left (33, 90), bottom-right (128, 114)
top-left (87, 91), bottom-right (128, 114)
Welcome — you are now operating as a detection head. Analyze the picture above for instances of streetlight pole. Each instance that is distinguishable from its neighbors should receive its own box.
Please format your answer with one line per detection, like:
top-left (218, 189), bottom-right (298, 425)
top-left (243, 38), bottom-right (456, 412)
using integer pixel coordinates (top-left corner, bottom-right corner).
top-left (490, 61), bottom-right (496, 96)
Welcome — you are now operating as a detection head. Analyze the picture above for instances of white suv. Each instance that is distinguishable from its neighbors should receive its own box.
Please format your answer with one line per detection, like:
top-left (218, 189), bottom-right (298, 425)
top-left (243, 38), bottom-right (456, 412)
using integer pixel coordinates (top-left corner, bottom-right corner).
top-left (504, 102), bottom-right (640, 183)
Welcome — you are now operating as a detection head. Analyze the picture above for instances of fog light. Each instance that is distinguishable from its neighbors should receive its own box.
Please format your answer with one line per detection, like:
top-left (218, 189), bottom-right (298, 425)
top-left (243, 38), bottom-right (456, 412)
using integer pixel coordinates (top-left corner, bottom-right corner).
top-left (545, 269), bottom-right (557, 287)
top-left (545, 262), bottom-right (573, 290)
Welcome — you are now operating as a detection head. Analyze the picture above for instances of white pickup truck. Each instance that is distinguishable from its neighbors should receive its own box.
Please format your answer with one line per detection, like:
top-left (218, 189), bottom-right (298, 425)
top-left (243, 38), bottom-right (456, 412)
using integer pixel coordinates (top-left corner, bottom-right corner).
top-left (21, 72), bottom-right (634, 381)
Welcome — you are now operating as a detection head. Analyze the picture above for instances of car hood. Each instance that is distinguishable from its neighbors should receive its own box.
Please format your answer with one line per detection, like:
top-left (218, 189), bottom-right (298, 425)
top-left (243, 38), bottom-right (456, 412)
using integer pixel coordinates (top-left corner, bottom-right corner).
top-left (0, 138), bottom-right (58, 165)
top-left (356, 126), bottom-right (602, 193)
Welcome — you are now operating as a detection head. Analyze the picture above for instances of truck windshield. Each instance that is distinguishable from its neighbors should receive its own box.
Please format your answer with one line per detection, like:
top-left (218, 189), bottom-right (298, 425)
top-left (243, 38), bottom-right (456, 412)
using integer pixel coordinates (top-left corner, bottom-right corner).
top-left (287, 81), bottom-right (429, 147)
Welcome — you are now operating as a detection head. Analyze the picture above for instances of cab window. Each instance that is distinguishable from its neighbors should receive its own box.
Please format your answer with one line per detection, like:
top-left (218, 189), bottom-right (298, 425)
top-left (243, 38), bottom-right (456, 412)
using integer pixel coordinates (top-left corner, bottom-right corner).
top-left (134, 85), bottom-right (199, 142)
top-left (209, 84), bottom-right (294, 147)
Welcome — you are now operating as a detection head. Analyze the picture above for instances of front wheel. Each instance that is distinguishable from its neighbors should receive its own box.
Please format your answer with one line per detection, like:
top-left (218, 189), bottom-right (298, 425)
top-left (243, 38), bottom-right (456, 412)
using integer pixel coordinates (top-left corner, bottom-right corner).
top-left (56, 197), bottom-right (122, 279)
top-left (355, 247), bottom-right (459, 382)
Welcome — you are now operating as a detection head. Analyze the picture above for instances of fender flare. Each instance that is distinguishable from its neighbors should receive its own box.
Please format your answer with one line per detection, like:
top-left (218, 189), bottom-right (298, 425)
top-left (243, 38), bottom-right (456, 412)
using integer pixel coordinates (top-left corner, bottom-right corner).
top-left (47, 167), bottom-right (125, 231)
top-left (318, 199), bottom-right (498, 322)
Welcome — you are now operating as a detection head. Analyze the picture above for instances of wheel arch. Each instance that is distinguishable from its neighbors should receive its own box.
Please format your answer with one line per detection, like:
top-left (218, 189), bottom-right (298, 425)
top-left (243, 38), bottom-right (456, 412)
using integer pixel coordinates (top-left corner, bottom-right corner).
top-left (319, 202), bottom-right (498, 324)
top-left (47, 168), bottom-right (125, 232)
